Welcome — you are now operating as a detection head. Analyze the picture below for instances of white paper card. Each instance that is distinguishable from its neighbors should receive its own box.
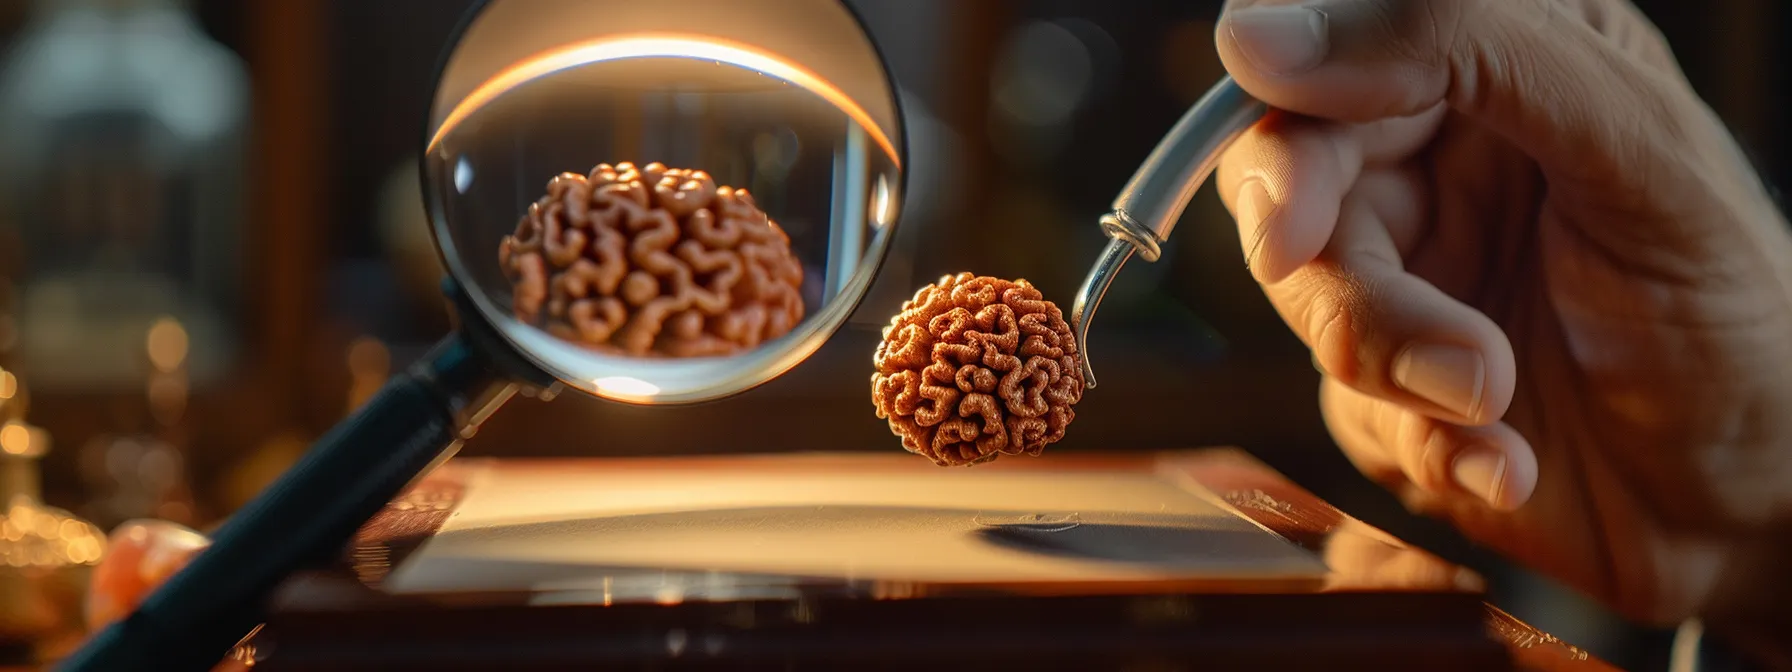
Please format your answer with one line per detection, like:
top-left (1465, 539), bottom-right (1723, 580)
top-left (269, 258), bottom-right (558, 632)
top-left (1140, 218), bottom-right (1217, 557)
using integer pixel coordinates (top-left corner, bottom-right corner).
top-left (384, 461), bottom-right (1328, 595)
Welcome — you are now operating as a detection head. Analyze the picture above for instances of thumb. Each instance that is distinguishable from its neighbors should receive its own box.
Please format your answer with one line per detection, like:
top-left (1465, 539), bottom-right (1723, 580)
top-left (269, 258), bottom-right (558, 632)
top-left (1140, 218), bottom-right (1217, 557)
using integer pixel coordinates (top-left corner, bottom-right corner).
top-left (1216, 0), bottom-right (1681, 188)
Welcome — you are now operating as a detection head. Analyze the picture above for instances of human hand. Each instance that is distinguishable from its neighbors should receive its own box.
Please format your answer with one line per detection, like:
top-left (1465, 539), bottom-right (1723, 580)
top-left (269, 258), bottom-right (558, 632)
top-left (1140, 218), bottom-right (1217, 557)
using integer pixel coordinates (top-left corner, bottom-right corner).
top-left (1211, 0), bottom-right (1792, 652)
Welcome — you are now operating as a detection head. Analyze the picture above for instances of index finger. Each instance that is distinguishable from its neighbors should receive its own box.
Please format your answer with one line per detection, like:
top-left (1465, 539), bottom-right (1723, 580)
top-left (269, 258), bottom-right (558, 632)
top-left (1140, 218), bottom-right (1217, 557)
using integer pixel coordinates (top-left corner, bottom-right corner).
top-left (1214, 108), bottom-right (1444, 283)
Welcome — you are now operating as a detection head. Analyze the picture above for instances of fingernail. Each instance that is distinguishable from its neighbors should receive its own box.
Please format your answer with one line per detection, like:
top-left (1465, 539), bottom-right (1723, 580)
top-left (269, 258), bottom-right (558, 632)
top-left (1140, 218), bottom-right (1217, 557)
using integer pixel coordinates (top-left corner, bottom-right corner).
top-left (1451, 449), bottom-right (1509, 509)
top-left (1228, 5), bottom-right (1330, 76)
top-left (1393, 343), bottom-right (1486, 420)
top-left (1236, 178), bottom-right (1277, 270)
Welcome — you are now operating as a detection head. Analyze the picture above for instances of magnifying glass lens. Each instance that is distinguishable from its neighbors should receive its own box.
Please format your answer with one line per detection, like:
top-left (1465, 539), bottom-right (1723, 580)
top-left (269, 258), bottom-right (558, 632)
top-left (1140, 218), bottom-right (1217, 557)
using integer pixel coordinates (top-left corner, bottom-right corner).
top-left (425, 1), bottom-right (905, 404)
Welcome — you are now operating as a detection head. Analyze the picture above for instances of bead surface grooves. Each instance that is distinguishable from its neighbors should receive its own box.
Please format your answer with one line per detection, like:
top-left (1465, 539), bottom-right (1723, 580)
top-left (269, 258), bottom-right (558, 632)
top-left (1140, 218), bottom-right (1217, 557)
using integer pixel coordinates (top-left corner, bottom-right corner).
top-left (872, 273), bottom-right (1086, 466)
top-left (499, 161), bottom-right (806, 358)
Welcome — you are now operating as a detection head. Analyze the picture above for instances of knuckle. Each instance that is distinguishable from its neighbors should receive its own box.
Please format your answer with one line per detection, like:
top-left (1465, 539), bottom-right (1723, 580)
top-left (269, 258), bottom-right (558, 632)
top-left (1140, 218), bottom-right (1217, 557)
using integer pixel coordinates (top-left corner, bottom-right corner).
top-left (1383, 0), bottom-right (1485, 64)
top-left (1300, 271), bottom-right (1373, 386)
top-left (1369, 0), bottom-right (1483, 116)
top-left (1293, 258), bottom-right (1410, 393)
top-left (1441, 7), bottom-right (1533, 119)
top-left (1429, 0), bottom-right (1480, 59)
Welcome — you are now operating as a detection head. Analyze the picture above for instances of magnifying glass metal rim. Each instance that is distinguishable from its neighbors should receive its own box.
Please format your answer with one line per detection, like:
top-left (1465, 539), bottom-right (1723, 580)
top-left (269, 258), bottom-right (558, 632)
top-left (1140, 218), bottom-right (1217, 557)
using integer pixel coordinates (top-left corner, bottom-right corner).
top-left (417, 0), bottom-right (912, 406)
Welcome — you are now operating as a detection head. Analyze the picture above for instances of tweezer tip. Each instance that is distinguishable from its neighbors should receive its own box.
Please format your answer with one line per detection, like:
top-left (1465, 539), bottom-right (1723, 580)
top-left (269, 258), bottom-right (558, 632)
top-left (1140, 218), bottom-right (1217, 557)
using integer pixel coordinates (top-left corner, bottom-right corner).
top-left (1071, 237), bottom-right (1138, 393)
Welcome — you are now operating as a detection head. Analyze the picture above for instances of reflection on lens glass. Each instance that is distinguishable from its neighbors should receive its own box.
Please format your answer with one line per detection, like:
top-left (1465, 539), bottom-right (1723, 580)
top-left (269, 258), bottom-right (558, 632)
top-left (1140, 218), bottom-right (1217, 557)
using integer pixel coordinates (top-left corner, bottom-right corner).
top-left (426, 33), bottom-right (902, 400)
top-left (495, 161), bottom-right (809, 359)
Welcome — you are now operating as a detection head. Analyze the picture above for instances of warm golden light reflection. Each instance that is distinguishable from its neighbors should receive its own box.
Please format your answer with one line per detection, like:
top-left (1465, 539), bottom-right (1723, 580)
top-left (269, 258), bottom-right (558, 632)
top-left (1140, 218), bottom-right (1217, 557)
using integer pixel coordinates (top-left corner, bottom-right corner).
top-left (0, 498), bottom-right (108, 569)
top-left (146, 317), bottom-right (189, 372)
top-left (1320, 517), bottom-right (1485, 593)
top-left (430, 34), bottom-right (900, 168)
top-left (68, 537), bottom-right (102, 564)
top-left (33, 511), bottom-right (58, 537)
top-left (0, 423), bottom-right (29, 455)
top-left (0, 370), bottom-right (14, 401)
top-left (653, 585), bottom-right (685, 605)
top-left (593, 376), bottom-right (661, 400)
top-left (870, 174), bottom-right (895, 228)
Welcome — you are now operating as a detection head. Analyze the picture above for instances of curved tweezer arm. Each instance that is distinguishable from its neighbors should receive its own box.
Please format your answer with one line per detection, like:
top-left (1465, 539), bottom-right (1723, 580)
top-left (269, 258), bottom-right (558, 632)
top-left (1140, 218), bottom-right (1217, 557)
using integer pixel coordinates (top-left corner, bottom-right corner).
top-left (1072, 76), bottom-right (1267, 389)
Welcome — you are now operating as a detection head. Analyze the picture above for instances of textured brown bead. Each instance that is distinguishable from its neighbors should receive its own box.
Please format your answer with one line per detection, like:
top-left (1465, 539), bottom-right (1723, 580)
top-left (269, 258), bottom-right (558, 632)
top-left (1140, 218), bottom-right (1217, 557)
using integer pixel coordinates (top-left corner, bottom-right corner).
top-left (498, 162), bottom-right (805, 357)
top-left (871, 273), bottom-right (1086, 466)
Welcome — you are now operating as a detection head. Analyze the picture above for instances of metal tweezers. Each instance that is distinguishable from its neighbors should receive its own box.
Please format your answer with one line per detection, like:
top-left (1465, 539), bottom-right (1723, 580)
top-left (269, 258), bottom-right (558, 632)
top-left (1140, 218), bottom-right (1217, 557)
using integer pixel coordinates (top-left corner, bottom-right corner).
top-left (1071, 76), bottom-right (1267, 389)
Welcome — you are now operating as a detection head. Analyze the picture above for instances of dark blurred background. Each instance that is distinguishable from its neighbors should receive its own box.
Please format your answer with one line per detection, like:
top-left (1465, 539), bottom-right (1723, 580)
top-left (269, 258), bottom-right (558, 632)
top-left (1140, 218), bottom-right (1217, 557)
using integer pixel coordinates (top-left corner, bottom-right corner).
top-left (0, 0), bottom-right (1781, 669)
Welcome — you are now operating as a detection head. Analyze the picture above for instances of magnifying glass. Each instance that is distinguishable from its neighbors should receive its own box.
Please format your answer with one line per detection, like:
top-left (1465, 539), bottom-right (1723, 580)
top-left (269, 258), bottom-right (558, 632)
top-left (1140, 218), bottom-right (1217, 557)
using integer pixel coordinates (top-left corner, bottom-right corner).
top-left (62, 1), bottom-right (905, 669)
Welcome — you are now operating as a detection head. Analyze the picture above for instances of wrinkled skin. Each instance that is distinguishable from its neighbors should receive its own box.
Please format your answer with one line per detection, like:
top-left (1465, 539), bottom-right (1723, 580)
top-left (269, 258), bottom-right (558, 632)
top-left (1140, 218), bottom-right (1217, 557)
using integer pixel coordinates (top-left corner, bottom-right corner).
top-left (1213, 0), bottom-right (1792, 661)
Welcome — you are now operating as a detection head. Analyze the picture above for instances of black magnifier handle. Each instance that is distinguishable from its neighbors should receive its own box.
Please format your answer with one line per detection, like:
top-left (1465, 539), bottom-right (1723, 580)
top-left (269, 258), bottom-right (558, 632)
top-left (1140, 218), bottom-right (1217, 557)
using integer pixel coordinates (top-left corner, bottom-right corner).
top-left (59, 283), bottom-right (532, 672)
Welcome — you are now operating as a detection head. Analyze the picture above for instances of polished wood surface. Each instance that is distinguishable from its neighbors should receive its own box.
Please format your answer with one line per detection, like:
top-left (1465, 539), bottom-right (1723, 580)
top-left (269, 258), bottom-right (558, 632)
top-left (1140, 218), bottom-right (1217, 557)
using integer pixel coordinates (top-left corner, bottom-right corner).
top-left (1156, 450), bottom-right (1609, 672)
top-left (237, 450), bottom-right (1615, 671)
